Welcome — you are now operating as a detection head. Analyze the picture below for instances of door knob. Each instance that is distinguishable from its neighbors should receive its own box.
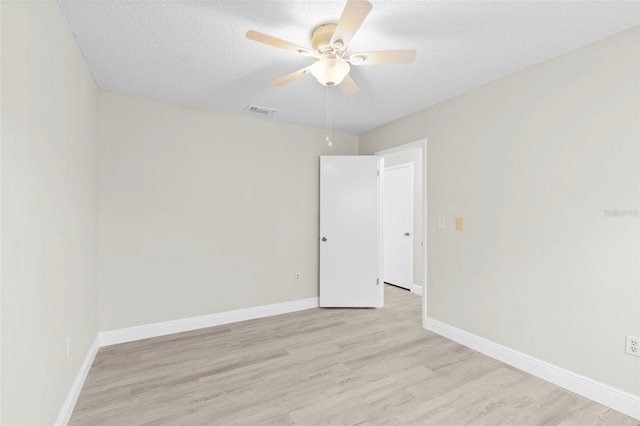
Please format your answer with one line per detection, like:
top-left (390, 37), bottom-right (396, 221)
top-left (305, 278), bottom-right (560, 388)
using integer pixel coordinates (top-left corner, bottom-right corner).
top-left (322, 237), bottom-right (327, 242)
top-left (404, 232), bottom-right (411, 236)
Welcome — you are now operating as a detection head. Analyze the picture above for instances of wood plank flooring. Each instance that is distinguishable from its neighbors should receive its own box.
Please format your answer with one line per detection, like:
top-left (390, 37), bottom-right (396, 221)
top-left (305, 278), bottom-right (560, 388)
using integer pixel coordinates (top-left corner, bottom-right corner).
top-left (70, 286), bottom-right (639, 425)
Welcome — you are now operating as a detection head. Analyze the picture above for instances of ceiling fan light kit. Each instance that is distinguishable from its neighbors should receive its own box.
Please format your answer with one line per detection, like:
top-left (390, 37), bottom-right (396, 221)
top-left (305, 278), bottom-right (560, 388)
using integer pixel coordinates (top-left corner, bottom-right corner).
top-left (245, 0), bottom-right (417, 96)
top-left (310, 57), bottom-right (351, 87)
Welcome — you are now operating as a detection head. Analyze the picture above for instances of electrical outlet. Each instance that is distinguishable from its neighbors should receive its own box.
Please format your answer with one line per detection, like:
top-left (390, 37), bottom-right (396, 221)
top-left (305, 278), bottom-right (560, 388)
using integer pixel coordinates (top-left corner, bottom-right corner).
top-left (626, 335), bottom-right (639, 357)
top-left (66, 336), bottom-right (72, 359)
top-left (438, 217), bottom-right (445, 230)
top-left (295, 272), bottom-right (301, 281)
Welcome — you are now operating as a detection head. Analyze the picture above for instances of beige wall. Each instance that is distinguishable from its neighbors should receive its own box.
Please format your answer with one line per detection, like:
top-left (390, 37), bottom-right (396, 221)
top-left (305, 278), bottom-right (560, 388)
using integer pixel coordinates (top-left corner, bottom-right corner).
top-left (383, 149), bottom-right (424, 287)
top-left (98, 92), bottom-right (359, 331)
top-left (360, 26), bottom-right (640, 395)
top-left (1, 2), bottom-right (100, 424)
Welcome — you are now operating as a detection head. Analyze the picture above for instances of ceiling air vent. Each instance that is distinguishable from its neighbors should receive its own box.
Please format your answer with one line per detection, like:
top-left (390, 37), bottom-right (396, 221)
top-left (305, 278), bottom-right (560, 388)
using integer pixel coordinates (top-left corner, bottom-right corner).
top-left (245, 105), bottom-right (279, 116)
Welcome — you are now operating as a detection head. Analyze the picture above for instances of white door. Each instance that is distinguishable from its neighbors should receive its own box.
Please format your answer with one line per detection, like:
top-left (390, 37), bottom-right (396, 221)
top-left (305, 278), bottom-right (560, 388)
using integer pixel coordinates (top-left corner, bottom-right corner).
top-left (383, 164), bottom-right (414, 289)
top-left (319, 156), bottom-right (381, 307)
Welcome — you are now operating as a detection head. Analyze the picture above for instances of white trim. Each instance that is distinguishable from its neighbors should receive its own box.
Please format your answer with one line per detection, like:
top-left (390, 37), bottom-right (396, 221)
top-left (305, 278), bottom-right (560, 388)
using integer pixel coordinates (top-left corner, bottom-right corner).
top-left (384, 162), bottom-right (413, 172)
top-left (423, 317), bottom-right (640, 420)
top-left (54, 336), bottom-right (100, 426)
top-left (375, 138), bottom-right (428, 323)
top-left (410, 284), bottom-right (423, 296)
top-left (57, 298), bottom-right (319, 424)
top-left (377, 156), bottom-right (385, 308)
top-left (375, 140), bottom-right (426, 157)
top-left (99, 297), bottom-right (319, 347)
top-left (382, 162), bottom-right (415, 294)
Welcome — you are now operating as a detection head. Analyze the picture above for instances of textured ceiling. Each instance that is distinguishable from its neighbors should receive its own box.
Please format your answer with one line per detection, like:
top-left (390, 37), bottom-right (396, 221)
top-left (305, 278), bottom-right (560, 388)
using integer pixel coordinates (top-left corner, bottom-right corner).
top-left (59, 1), bottom-right (640, 135)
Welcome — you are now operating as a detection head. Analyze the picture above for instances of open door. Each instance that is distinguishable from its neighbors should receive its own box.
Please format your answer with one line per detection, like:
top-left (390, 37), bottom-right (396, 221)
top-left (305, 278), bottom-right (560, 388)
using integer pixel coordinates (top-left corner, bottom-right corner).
top-left (319, 156), bottom-right (381, 308)
top-left (383, 163), bottom-right (414, 289)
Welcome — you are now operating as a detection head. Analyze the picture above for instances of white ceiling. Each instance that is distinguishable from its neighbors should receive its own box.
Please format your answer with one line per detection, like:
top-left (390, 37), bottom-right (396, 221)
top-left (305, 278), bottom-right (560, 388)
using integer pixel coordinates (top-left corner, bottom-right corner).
top-left (59, 1), bottom-right (639, 135)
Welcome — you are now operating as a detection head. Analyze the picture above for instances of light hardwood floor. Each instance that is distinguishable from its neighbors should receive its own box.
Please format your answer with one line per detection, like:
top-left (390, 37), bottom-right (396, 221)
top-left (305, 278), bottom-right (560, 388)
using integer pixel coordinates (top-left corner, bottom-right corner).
top-left (70, 286), bottom-right (639, 425)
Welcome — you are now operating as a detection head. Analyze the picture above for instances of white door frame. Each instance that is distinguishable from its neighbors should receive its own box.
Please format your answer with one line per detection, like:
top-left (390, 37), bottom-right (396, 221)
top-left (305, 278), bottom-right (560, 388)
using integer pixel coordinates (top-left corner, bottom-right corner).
top-left (375, 139), bottom-right (427, 322)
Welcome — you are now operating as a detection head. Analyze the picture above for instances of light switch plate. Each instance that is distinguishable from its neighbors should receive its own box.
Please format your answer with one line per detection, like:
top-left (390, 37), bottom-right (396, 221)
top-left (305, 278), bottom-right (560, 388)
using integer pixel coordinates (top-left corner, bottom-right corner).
top-left (438, 217), bottom-right (445, 230)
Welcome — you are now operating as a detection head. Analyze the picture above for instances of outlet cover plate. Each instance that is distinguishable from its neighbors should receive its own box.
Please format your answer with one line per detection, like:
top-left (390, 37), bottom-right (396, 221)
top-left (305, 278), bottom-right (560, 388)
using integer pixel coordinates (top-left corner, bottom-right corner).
top-left (625, 335), bottom-right (639, 357)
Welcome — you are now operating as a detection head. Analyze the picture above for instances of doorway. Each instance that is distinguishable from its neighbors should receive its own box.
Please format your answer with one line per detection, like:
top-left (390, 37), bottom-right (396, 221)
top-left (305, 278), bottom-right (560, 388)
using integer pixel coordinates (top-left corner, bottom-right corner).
top-left (376, 139), bottom-right (427, 321)
top-left (383, 163), bottom-right (414, 290)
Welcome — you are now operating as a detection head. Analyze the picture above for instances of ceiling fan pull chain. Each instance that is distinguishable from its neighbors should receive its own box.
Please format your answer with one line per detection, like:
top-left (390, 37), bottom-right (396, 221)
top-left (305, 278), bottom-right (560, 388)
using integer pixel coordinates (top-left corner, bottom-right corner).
top-left (329, 87), bottom-right (333, 146)
top-left (326, 86), bottom-right (333, 147)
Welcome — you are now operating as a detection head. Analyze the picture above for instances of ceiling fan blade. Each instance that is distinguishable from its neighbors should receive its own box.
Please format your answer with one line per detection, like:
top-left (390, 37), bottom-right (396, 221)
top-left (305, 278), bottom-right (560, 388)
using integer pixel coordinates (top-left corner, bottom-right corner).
top-left (246, 30), bottom-right (315, 57)
top-left (330, 0), bottom-right (372, 51)
top-left (349, 49), bottom-right (417, 65)
top-left (272, 68), bottom-right (310, 87)
top-left (339, 74), bottom-right (359, 96)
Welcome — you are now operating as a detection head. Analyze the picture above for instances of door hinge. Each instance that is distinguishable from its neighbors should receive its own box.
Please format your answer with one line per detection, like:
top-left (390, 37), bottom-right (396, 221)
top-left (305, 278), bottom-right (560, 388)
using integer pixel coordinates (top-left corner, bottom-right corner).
top-left (377, 170), bottom-right (379, 176)
top-left (377, 278), bottom-right (379, 286)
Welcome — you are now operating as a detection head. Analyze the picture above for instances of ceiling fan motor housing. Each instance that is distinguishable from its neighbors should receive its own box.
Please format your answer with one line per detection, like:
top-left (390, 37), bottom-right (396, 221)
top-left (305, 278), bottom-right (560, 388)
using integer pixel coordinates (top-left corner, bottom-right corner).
top-left (312, 24), bottom-right (339, 53)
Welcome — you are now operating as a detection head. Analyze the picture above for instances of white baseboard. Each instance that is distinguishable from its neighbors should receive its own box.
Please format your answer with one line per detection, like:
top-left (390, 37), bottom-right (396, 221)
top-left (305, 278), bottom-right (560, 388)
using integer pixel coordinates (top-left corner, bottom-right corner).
top-left (56, 297), bottom-right (319, 425)
top-left (54, 335), bottom-right (100, 426)
top-left (423, 317), bottom-right (640, 420)
top-left (99, 297), bottom-right (319, 347)
top-left (410, 284), bottom-right (423, 296)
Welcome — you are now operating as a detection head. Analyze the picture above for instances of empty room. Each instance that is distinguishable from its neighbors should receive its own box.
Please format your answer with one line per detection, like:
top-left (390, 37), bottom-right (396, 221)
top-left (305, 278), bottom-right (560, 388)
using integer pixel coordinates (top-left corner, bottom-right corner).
top-left (1, 0), bottom-right (639, 425)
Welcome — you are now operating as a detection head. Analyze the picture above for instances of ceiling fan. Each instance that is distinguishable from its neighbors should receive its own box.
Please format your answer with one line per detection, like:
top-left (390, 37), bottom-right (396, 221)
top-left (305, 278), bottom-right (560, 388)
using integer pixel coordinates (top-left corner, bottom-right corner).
top-left (245, 0), bottom-right (417, 96)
